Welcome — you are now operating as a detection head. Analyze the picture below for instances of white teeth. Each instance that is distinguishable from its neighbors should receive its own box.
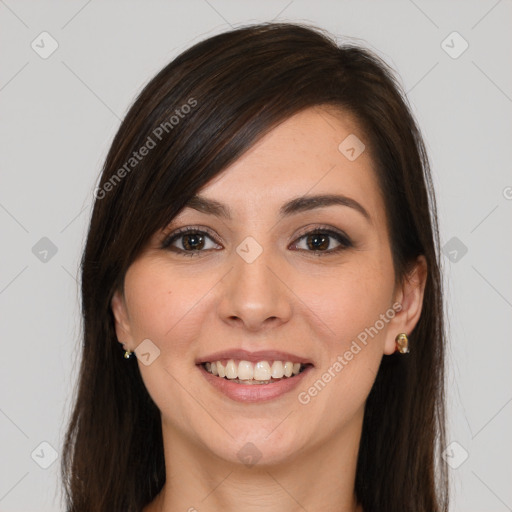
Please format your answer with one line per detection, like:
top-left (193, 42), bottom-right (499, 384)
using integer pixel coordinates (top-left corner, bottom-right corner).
top-left (203, 358), bottom-right (306, 381)
top-left (225, 359), bottom-right (237, 379)
top-left (283, 361), bottom-right (293, 377)
top-left (271, 361), bottom-right (284, 378)
top-left (237, 360), bottom-right (254, 380)
top-left (253, 361), bottom-right (271, 381)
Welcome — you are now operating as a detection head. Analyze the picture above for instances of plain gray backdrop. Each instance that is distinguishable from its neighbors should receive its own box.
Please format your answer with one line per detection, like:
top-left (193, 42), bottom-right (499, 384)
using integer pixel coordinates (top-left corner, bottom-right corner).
top-left (1, 1), bottom-right (511, 511)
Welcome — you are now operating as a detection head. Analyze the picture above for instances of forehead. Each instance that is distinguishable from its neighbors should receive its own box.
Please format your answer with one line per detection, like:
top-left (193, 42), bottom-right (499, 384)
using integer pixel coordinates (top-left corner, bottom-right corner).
top-left (192, 107), bottom-right (384, 222)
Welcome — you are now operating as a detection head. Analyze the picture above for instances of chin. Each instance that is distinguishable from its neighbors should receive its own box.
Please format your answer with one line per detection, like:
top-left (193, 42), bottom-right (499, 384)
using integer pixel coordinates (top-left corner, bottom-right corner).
top-left (198, 419), bottom-right (309, 468)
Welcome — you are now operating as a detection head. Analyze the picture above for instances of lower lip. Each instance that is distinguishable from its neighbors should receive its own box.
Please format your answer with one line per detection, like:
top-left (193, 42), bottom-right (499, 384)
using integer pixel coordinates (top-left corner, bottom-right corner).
top-left (197, 364), bottom-right (313, 403)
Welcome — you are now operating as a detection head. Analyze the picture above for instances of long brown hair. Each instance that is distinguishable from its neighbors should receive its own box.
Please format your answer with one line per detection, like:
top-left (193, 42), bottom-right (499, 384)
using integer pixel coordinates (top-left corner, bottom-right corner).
top-left (61, 22), bottom-right (449, 511)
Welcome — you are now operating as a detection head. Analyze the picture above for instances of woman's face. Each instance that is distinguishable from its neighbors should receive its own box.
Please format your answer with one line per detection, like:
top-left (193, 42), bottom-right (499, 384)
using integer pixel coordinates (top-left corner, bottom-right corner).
top-left (112, 106), bottom-right (425, 467)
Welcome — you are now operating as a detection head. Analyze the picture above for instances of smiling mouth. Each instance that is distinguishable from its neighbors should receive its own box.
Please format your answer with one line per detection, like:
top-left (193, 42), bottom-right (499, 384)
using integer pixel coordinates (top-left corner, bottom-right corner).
top-left (200, 359), bottom-right (311, 385)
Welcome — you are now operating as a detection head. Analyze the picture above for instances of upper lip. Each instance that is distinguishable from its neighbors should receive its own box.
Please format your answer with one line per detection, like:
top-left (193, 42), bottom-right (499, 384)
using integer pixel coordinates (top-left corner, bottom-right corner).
top-left (196, 349), bottom-right (314, 366)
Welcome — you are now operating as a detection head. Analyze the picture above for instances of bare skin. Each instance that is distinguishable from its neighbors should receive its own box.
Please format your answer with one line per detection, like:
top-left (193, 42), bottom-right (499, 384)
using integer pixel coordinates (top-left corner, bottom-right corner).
top-left (112, 106), bottom-right (427, 511)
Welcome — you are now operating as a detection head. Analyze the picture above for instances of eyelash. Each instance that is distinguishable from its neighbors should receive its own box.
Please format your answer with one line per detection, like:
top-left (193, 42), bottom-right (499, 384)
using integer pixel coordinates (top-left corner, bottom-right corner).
top-left (160, 225), bottom-right (353, 257)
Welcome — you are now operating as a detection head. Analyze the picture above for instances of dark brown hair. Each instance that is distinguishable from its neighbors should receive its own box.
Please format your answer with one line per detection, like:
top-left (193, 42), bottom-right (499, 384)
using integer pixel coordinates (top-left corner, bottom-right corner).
top-left (61, 22), bottom-right (448, 511)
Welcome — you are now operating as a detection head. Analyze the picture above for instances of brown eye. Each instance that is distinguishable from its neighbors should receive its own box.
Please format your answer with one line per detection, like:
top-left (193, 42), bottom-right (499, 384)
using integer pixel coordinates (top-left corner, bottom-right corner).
top-left (161, 228), bottom-right (221, 256)
top-left (292, 229), bottom-right (352, 254)
top-left (181, 232), bottom-right (206, 251)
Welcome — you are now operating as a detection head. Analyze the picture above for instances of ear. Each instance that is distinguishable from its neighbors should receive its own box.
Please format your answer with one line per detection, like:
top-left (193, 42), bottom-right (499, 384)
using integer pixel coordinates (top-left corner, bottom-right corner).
top-left (383, 255), bottom-right (428, 355)
top-left (111, 289), bottom-right (134, 350)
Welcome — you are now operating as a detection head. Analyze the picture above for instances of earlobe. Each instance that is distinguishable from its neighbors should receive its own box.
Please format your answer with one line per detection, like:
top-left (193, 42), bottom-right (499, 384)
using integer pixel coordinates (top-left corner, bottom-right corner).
top-left (384, 255), bottom-right (428, 355)
top-left (111, 290), bottom-right (133, 347)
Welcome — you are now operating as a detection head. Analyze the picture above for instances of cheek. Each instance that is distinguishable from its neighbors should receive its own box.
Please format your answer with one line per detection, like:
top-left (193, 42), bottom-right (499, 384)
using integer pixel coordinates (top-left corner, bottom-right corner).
top-left (294, 265), bottom-right (393, 425)
top-left (122, 259), bottom-right (212, 419)
top-left (306, 256), bottom-right (395, 345)
top-left (123, 268), bottom-right (174, 342)
top-left (123, 258), bottom-right (209, 347)
top-left (297, 252), bottom-right (395, 403)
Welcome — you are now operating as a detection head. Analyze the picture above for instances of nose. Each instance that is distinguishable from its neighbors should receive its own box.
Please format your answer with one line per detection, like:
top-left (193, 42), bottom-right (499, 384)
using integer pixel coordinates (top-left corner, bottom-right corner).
top-left (217, 242), bottom-right (293, 332)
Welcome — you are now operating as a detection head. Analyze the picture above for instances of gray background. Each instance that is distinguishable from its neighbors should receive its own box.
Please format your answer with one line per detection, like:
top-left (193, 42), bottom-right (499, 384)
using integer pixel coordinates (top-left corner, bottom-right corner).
top-left (1, 1), bottom-right (511, 510)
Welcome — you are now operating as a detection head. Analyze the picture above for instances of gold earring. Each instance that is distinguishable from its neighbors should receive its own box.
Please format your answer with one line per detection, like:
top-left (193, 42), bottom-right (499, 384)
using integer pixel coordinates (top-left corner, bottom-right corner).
top-left (395, 333), bottom-right (409, 354)
top-left (122, 344), bottom-right (133, 359)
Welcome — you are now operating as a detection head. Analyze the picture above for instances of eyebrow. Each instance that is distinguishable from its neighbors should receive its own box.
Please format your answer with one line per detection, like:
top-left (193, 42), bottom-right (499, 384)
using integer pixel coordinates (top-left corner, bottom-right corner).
top-left (183, 193), bottom-right (372, 223)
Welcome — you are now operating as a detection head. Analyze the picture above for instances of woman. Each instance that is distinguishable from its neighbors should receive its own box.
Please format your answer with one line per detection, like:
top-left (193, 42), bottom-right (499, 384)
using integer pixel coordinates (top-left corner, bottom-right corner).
top-left (61, 22), bottom-right (449, 511)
